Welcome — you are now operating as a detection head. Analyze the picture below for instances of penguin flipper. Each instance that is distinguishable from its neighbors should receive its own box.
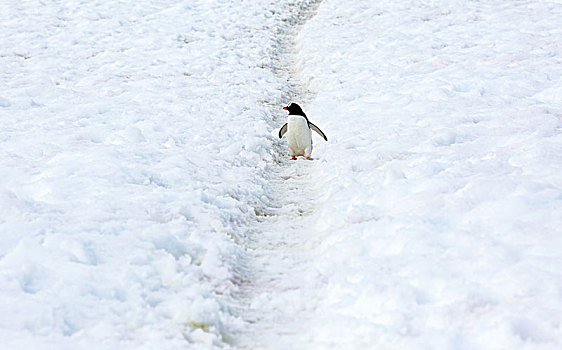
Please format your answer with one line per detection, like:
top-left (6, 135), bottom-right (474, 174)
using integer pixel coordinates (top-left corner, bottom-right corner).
top-left (279, 123), bottom-right (288, 138)
top-left (309, 122), bottom-right (328, 141)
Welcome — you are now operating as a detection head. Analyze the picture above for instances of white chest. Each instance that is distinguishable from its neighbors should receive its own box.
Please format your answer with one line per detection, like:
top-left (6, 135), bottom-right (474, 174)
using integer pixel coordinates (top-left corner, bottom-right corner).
top-left (286, 115), bottom-right (312, 156)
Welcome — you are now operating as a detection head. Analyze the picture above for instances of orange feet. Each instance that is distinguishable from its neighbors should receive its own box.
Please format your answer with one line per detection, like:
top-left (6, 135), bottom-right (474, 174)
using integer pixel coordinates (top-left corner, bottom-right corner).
top-left (306, 157), bottom-right (311, 160)
top-left (291, 156), bottom-right (297, 160)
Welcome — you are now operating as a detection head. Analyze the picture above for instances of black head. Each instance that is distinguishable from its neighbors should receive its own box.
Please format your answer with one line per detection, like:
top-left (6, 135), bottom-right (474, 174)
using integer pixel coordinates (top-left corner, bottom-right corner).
top-left (283, 103), bottom-right (306, 117)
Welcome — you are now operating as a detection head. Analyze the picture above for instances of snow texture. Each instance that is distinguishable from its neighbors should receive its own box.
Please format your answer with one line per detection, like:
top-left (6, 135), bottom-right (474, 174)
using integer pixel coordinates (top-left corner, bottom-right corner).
top-left (0, 0), bottom-right (305, 348)
top-left (290, 0), bottom-right (562, 348)
top-left (1, 0), bottom-right (561, 349)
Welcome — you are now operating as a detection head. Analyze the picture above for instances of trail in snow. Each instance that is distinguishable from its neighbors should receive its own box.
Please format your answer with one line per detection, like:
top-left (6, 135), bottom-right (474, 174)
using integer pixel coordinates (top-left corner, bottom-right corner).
top-left (234, 2), bottom-right (325, 348)
top-left (236, 163), bottom-right (320, 348)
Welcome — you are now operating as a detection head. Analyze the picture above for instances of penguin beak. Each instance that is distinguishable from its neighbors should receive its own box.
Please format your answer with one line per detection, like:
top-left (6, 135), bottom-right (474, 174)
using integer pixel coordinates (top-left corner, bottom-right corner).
top-left (283, 106), bottom-right (288, 110)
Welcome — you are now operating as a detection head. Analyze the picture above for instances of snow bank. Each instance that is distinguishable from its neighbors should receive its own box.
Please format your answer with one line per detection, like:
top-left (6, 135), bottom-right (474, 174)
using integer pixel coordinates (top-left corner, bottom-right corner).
top-left (297, 0), bottom-right (562, 348)
top-left (0, 0), bottom-right (312, 348)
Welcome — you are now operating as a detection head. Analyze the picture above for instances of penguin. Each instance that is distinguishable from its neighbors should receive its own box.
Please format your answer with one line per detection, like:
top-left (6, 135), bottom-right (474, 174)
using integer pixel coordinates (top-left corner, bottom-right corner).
top-left (279, 103), bottom-right (327, 160)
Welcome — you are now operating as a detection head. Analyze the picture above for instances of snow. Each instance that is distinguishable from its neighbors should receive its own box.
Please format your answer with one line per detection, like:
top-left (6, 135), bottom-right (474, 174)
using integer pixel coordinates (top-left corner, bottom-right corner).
top-left (0, 0), bottom-right (303, 348)
top-left (290, 0), bottom-right (562, 348)
top-left (1, 0), bottom-right (561, 349)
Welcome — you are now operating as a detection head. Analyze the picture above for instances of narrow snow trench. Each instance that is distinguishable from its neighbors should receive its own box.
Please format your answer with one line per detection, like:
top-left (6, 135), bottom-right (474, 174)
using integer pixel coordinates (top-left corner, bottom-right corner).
top-left (234, 162), bottom-right (323, 348)
top-left (233, 2), bottom-right (323, 348)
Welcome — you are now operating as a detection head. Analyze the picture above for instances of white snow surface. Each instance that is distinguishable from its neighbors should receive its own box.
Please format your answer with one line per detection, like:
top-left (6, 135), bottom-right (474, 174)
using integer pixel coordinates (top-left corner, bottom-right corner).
top-left (290, 0), bottom-right (562, 349)
top-left (0, 0), bottom-right (306, 348)
top-left (1, 0), bottom-right (562, 349)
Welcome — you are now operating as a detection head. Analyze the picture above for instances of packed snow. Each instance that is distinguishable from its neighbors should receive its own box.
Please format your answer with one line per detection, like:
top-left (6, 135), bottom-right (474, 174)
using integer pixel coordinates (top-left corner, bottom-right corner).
top-left (1, 0), bottom-right (561, 349)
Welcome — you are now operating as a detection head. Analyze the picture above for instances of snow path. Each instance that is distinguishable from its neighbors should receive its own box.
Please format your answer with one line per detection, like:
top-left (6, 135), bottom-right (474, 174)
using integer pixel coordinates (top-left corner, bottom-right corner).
top-left (235, 162), bottom-right (322, 348)
top-left (234, 2), bottom-right (325, 348)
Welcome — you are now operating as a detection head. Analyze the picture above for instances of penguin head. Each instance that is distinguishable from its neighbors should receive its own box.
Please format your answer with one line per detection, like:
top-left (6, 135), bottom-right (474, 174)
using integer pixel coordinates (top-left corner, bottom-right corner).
top-left (283, 103), bottom-right (306, 116)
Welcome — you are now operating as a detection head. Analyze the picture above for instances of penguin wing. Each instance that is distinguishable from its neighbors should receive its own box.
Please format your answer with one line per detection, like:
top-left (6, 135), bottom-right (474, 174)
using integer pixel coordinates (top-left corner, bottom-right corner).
top-left (279, 123), bottom-right (288, 138)
top-left (309, 122), bottom-right (328, 141)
